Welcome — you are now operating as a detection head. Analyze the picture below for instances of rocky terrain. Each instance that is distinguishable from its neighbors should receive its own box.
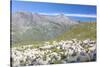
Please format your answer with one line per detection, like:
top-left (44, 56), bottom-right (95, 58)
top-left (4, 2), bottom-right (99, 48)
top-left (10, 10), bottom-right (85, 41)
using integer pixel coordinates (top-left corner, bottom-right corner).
top-left (11, 39), bottom-right (96, 67)
top-left (12, 11), bottom-right (78, 44)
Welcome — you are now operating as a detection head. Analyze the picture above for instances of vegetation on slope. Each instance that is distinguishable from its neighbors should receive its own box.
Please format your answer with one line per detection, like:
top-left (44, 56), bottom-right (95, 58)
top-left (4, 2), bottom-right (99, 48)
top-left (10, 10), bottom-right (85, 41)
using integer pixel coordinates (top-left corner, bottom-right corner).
top-left (54, 22), bottom-right (96, 41)
top-left (12, 22), bottom-right (96, 47)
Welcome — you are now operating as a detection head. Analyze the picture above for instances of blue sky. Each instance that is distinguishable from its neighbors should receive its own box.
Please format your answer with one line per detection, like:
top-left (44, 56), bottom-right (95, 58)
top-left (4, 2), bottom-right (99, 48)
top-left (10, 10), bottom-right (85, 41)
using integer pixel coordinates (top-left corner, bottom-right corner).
top-left (11, 0), bottom-right (96, 22)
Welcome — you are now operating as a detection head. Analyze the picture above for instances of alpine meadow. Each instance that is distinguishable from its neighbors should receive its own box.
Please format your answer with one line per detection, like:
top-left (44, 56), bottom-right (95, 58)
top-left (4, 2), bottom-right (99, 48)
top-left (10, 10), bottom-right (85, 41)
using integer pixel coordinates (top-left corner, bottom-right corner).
top-left (11, 1), bottom-right (96, 67)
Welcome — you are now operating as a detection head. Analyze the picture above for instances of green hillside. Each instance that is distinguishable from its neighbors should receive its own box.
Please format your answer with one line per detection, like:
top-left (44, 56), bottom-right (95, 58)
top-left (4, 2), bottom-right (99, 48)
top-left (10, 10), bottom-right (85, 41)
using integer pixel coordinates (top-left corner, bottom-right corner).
top-left (54, 22), bottom-right (96, 41)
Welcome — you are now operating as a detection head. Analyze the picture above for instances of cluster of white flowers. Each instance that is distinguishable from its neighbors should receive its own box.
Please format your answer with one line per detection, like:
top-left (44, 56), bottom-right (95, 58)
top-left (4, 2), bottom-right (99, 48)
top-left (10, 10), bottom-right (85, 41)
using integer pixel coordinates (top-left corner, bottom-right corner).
top-left (11, 39), bottom-right (96, 67)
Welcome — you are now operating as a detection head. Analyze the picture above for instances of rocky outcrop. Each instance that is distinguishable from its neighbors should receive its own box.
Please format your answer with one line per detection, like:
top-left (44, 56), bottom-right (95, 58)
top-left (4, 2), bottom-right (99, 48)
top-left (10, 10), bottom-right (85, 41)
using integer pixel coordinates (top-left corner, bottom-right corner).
top-left (11, 39), bottom-right (96, 67)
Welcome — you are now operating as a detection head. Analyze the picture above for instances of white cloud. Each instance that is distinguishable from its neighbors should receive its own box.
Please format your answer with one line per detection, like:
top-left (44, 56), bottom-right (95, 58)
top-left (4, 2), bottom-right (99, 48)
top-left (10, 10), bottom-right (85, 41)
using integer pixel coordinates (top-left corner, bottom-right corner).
top-left (64, 14), bottom-right (96, 18)
top-left (39, 13), bottom-right (96, 18)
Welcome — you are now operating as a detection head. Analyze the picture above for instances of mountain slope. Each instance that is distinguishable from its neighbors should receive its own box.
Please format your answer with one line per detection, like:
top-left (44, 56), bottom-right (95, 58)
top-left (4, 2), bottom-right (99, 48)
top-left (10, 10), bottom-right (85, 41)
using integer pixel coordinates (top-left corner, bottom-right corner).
top-left (11, 11), bottom-right (78, 44)
top-left (55, 22), bottom-right (96, 41)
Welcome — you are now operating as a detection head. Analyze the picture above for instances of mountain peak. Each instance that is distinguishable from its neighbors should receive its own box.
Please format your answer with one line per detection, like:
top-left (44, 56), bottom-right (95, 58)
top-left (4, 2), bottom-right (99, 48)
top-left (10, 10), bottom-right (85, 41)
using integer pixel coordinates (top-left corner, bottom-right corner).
top-left (12, 11), bottom-right (78, 44)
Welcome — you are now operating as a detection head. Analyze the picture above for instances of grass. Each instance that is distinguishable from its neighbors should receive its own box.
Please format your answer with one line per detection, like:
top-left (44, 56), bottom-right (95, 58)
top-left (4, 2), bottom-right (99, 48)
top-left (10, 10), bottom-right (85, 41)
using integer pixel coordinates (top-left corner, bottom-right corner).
top-left (53, 22), bottom-right (96, 41)
top-left (12, 22), bottom-right (96, 47)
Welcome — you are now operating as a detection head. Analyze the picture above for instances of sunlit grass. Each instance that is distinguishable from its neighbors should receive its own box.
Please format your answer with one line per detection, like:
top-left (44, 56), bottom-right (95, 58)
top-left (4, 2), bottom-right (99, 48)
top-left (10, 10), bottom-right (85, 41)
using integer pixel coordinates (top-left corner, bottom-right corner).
top-left (54, 22), bottom-right (96, 41)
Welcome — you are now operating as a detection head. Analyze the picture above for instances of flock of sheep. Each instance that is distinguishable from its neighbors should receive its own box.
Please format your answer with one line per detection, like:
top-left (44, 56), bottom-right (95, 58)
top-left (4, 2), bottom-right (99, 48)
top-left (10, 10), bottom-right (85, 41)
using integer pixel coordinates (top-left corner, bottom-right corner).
top-left (11, 39), bottom-right (96, 67)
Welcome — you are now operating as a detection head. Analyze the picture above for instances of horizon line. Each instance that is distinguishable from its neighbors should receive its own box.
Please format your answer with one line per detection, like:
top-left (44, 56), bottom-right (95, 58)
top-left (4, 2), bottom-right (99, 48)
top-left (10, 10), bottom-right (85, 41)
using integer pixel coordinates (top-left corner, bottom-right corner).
top-left (12, 11), bottom-right (96, 18)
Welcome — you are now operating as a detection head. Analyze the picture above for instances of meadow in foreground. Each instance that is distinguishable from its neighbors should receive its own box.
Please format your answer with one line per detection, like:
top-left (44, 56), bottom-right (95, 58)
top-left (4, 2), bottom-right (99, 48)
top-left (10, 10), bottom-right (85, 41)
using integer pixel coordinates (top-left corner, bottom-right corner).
top-left (12, 39), bottom-right (96, 67)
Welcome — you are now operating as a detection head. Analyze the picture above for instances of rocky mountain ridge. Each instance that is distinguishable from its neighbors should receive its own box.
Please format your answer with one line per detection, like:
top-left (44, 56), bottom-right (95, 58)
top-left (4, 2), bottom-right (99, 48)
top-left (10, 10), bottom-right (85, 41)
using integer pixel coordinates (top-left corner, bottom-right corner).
top-left (12, 11), bottom-right (78, 44)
